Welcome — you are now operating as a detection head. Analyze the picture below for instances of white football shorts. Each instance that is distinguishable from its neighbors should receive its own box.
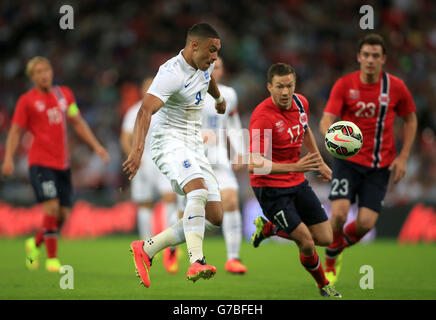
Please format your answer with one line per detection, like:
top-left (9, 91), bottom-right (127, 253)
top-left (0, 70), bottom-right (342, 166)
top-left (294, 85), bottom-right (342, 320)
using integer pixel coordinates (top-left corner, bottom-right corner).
top-left (150, 132), bottom-right (221, 202)
top-left (131, 153), bottom-right (173, 203)
top-left (212, 165), bottom-right (239, 191)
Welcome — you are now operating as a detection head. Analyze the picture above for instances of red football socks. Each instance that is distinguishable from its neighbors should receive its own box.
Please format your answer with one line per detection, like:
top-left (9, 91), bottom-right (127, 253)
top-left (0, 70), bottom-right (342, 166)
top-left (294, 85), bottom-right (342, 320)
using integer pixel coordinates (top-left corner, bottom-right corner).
top-left (263, 221), bottom-right (291, 240)
top-left (300, 250), bottom-right (329, 288)
top-left (344, 221), bottom-right (364, 246)
top-left (42, 214), bottom-right (58, 258)
top-left (35, 229), bottom-right (44, 247)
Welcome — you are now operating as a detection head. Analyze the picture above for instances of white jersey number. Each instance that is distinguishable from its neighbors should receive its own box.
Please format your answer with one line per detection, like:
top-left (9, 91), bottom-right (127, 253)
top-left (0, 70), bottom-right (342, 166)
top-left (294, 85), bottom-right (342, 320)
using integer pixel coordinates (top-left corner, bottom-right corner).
top-left (47, 107), bottom-right (63, 124)
top-left (287, 125), bottom-right (300, 143)
top-left (355, 101), bottom-right (376, 118)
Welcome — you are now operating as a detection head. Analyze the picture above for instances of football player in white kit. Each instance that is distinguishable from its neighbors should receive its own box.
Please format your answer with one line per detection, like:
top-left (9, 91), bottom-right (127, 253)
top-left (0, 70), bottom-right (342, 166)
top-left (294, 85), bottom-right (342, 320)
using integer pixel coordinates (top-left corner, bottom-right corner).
top-left (123, 23), bottom-right (225, 287)
top-left (121, 78), bottom-right (180, 274)
top-left (202, 57), bottom-right (247, 274)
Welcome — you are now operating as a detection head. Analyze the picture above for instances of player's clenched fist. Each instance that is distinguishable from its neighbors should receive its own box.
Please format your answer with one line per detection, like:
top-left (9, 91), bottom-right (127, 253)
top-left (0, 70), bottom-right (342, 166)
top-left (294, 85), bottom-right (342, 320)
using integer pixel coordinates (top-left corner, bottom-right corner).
top-left (1, 159), bottom-right (14, 177)
top-left (215, 98), bottom-right (226, 114)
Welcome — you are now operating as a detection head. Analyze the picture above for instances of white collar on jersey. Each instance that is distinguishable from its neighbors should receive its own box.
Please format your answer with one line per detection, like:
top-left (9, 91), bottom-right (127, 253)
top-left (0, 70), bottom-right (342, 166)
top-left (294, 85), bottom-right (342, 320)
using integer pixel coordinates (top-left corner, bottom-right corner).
top-left (178, 49), bottom-right (197, 73)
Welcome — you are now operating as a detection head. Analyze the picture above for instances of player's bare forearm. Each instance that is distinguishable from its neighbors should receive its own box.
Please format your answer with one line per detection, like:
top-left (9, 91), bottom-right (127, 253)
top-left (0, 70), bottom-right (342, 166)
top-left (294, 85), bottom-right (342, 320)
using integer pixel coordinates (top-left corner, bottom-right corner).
top-left (303, 127), bottom-right (321, 155)
top-left (1, 124), bottom-right (23, 176)
top-left (248, 152), bottom-right (322, 175)
top-left (389, 112), bottom-right (417, 183)
top-left (319, 113), bottom-right (337, 136)
top-left (4, 124), bottom-right (23, 162)
top-left (398, 112), bottom-right (417, 160)
top-left (123, 94), bottom-right (163, 180)
top-left (131, 94), bottom-right (163, 155)
top-left (208, 75), bottom-right (226, 114)
top-left (207, 75), bottom-right (220, 99)
top-left (71, 115), bottom-right (103, 151)
top-left (303, 127), bottom-right (332, 181)
top-left (131, 106), bottom-right (150, 156)
top-left (248, 153), bottom-right (293, 174)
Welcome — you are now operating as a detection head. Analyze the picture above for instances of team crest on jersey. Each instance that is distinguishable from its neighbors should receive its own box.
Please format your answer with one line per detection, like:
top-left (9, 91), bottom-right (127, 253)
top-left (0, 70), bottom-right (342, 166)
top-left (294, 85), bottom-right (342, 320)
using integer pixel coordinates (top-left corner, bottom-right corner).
top-left (58, 98), bottom-right (67, 111)
top-left (379, 93), bottom-right (390, 105)
top-left (349, 89), bottom-right (360, 100)
top-left (204, 70), bottom-right (209, 80)
top-left (275, 120), bottom-right (284, 132)
top-left (183, 160), bottom-right (191, 168)
top-left (299, 113), bottom-right (308, 126)
top-left (34, 100), bottom-right (45, 112)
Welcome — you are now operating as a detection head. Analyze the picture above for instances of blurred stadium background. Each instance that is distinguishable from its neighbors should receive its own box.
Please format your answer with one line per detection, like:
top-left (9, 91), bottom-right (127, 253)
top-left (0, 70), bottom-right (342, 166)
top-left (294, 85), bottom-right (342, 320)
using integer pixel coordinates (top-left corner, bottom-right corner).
top-left (0, 0), bottom-right (435, 242)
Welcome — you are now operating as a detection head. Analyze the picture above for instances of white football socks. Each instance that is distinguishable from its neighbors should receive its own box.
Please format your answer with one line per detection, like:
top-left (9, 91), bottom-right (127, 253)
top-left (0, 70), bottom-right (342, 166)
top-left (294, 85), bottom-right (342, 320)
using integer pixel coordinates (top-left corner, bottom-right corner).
top-left (141, 190), bottom-right (223, 263)
top-left (183, 189), bottom-right (208, 264)
top-left (143, 219), bottom-right (185, 258)
top-left (222, 210), bottom-right (242, 260)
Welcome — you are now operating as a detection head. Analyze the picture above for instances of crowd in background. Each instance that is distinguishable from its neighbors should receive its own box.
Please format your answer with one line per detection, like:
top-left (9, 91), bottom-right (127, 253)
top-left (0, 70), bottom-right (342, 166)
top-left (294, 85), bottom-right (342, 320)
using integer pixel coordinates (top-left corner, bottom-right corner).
top-left (0, 0), bottom-right (435, 207)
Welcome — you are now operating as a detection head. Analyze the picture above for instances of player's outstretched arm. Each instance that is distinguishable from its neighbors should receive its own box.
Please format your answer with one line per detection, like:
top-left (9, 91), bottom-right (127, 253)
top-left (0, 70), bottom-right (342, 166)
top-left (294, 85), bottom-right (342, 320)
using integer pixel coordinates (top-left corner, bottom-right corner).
top-left (389, 112), bottom-right (417, 184)
top-left (69, 114), bottom-right (110, 164)
top-left (1, 124), bottom-right (23, 177)
top-left (248, 152), bottom-right (323, 175)
top-left (208, 75), bottom-right (226, 114)
top-left (303, 127), bottom-right (332, 181)
top-left (122, 93), bottom-right (163, 180)
top-left (319, 113), bottom-right (337, 136)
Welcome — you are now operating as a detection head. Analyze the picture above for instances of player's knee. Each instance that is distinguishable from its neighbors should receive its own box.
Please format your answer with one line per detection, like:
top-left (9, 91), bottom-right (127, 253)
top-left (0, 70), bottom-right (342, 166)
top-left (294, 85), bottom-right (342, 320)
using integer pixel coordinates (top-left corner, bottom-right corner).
top-left (222, 197), bottom-right (238, 212)
top-left (205, 202), bottom-right (223, 226)
top-left (186, 188), bottom-right (208, 206)
top-left (331, 208), bottom-right (348, 226)
top-left (161, 192), bottom-right (176, 204)
top-left (43, 199), bottom-right (60, 216)
top-left (356, 208), bottom-right (378, 234)
top-left (138, 201), bottom-right (154, 209)
top-left (207, 214), bottom-right (222, 227)
top-left (314, 235), bottom-right (332, 247)
top-left (299, 237), bottom-right (315, 253)
top-left (356, 217), bottom-right (376, 234)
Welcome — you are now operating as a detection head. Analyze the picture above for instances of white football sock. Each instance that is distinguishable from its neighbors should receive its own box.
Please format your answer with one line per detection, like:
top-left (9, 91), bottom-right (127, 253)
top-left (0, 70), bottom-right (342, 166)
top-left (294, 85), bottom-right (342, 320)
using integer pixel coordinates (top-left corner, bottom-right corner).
top-left (165, 201), bottom-right (179, 250)
top-left (141, 216), bottom-right (220, 259)
top-left (137, 206), bottom-right (152, 239)
top-left (142, 219), bottom-right (185, 258)
top-left (205, 219), bottom-right (220, 232)
top-left (183, 189), bottom-right (208, 264)
top-left (222, 210), bottom-right (242, 260)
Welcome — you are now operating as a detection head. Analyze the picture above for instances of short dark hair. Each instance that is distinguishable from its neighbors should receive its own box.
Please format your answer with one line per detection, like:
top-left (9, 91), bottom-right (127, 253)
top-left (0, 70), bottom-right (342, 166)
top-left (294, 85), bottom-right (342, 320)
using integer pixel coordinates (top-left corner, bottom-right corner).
top-left (358, 33), bottom-right (387, 54)
top-left (187, 23), bottom-right (220, 41)
top-left (267, 63), bottom-right (296, 83)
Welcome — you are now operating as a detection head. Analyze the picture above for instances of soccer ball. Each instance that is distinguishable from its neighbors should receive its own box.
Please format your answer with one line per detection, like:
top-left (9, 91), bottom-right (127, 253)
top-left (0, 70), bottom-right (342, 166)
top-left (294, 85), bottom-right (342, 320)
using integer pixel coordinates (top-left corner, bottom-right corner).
top-left (324, 121), bottom-right (363, 159)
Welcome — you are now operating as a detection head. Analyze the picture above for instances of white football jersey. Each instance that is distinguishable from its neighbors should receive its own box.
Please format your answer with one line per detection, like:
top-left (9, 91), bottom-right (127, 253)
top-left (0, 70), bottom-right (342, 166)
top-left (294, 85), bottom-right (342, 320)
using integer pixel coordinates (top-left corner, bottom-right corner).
top-left (147, 50), bottom-right (215, 147)
top-left (202, 84), bottom-right (244, 167)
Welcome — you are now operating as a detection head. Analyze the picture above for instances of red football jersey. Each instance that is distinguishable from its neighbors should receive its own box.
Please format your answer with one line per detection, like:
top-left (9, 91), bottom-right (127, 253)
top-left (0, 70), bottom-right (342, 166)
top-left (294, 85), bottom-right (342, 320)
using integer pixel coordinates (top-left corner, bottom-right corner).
top-left (324, 71), bottom-right (415, 168)
top-left (12, 86), bottom-right (79, 170)
top-left (249, 94), bottom-right (309, 188)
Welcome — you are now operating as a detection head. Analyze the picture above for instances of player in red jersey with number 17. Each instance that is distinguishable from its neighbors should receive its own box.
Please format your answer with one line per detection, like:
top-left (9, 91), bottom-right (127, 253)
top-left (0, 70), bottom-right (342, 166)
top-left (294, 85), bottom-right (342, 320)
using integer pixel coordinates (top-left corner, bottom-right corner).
top-left (319, 34), bottom-right (417, 284)
top-left (249, 63), bottom-right (342, 298)
top-left (1, 57), bottom-right (110, 272)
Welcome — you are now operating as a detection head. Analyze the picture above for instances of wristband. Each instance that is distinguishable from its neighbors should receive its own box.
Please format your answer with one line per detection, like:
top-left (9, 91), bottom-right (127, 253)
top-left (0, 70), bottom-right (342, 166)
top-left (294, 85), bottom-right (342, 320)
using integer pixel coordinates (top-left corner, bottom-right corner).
top-left (215, 94), bottom-right (224, 104)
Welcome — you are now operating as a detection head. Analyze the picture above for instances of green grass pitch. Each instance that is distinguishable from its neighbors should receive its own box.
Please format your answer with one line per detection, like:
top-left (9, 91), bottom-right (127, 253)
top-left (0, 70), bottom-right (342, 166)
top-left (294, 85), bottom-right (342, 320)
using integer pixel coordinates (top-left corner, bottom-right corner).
top-left (1, 235), bottom-right (435, 300)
